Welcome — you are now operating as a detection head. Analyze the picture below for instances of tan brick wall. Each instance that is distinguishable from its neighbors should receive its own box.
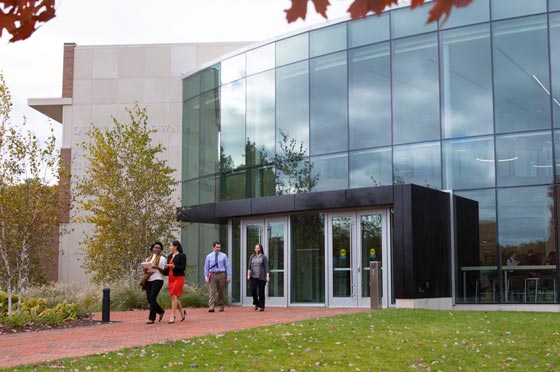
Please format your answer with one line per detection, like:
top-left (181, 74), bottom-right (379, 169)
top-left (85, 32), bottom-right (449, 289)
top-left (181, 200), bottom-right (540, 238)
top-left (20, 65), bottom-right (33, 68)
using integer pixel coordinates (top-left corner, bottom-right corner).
top-left (62, 43), bottom-right (76, 98)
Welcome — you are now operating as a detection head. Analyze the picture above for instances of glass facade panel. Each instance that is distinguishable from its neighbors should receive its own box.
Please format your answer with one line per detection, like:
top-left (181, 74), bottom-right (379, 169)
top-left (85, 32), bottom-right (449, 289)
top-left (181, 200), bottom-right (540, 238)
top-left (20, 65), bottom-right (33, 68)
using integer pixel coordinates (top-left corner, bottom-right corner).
top-left (220, 169), bottom-right (245, 201)
top-left (496, 131), bottom-right (553, 187)
top-left (498, 185), bottom-right (555, 303)
top-left (443, 136), bottom-right (495, 190)
top-left (455, 189), bottom-right (498, 304)
top-left (310, 23), bottom-right (346, 58)
top-left (439, 0), bottom-right (489, 29)
top-left (199, 175), bottom-right (217, 204)
top-left (349, 43), bottom-right (391, 149)
top-left (200, 89), bottom-right (220, 177)
top-left (393, 141), bottom-right (441, 188)
top-left (247, 165), bottom-right (275, 198)
top-left (290, 213), bottom-right (325, 303)
top-left (310, 51), bottom-right (348, 155)
top-left (221, 54), bottom-right (245, 85)
top-left (350, 147), bottom-right (392, 188)
top-left (268, 221), bottom-right (285, 297)
top-left (491, 0), bottom-right (547, 20)
top-left (554, 130), bottom-right (560, 182)
top-left (311, 153), bottom-right (348, 192)
top-left (231, 219), bottom-right (241, 303)
top-left (246, 43), bottom-right (275, 76)
top-left (276, 33), bottom-right (308, 67)
top-left (183, 179), bottom-right (199, 206)
top-left (275, 158), bottom-right (315, 195)
top-left (392, 33), bottom-right (440, 144)
top-left (220, 80), bottom-right (246, 171)
top-left (551, 13), bottom-right (560, 127)
top-left (183, 97), bottom-right (200, 180)
top-left (391, 4), bottom-right (436, 39)
top-left (493, 16), bottom-right (551, 133)
top-left (440, 25), bottom-right (493, 138)
top-left (276, 61), bottom-right (309, 155)
top-left (201, 65), bottom-right (220, 93)
top-left (348, 13), bottom-right (390, 48)
top-left (551, 0), bottom-right (560, 11)
top-left (183, 73), bottom-right (200, 101)
top-left (246, 71), bottom-right (275, 166)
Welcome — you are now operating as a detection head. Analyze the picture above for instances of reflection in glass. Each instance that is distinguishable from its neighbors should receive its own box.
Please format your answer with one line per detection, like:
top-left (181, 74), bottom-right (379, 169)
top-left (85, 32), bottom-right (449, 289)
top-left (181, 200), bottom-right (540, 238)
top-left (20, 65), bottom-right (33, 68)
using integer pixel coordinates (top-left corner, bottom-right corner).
top-left (246, 43), bottom-right (275, 76)
top-left (183, 97), bottom-right (200, 180)
top-left (350, 147), bottom-right (392, 188)
top-left (276, 33), bottom-right (308, 67)
top-left (274, 133), bottom-right (317, 195)
top-left (391, 4), bottom-right (436, 39)
top-left (268, 221), bottom-right (285, 297)
top-left (311, 153), bottom-right (348, 192)
top-left (220, 80), bottom-right (246, 170)
top-left (554, 130), bottom-right (560, 182)
top-left (551, 14), bottom-right (560, 128)
top-left (200, 89), bottom-right (220, 177)
top-left (349, 43), bottom-right (391, 149)
top-left (439, 0), bottom-right (489, 30)
top-left (183, 179), bottom-right (199, 206)
top-left (348, 13), bottom-right (389, 48)
top-left (491, 0), bottom-right (546, 20)
top-left (220, 169), bottom-right (245, 201)
top-left (201, 65), bottom-right (220, 92)
top-left (496, 131), bottom-right (553, 187)
top-left (276, 61), bottom-right (309, 155)
top-left (332, 216), bottom-right (351, 297)
top-left (498, 185), bottom-right (555, 303)
top-left (440, 25), bottom-right (493, 138)
top-left (290, 213), bottom-right (325, 303)
top-left (443, 136), bottom-right (495, 190)
top-left (199, 175), bottom-right (217, 204)
top-left (231, 219), bottom-right (241, 303)
top-left (247, 165), bottom-right (275, 198)
top-left (551, 0), bottom-right (560, 11)
top-left (393, 141), bottom-right (441, 189)
top-left (310, 23), bottom-right (346, 58)
top-left (360, 214), bottom-right (382, 298)
top-left (221, 54), bottom-right (245, 85)
top-left (183, 73), bottom-right (200, 101)
top-left (247, 71), bottom-right (275, 166)
top-left (310, 52), bottom-right (348, 155)
top-left (392, 33), bottom-right (440, 144)
top-left (493, 16), bottom-right (551, 133)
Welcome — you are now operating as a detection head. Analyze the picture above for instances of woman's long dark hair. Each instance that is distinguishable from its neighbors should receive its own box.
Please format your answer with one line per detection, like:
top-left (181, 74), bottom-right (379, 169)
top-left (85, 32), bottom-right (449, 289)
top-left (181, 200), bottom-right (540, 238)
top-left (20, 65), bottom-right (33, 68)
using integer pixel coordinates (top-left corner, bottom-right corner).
top-left (171, 240), bottom-right (183, 253)
top-left (250, 243), bottom-right (264, 261)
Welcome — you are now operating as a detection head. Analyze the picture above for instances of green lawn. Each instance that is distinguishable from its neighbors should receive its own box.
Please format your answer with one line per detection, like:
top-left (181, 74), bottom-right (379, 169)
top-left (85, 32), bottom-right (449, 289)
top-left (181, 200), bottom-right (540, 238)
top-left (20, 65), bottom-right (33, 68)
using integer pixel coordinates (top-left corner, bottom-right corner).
top-left (7, 309), bottom-right (560, 371)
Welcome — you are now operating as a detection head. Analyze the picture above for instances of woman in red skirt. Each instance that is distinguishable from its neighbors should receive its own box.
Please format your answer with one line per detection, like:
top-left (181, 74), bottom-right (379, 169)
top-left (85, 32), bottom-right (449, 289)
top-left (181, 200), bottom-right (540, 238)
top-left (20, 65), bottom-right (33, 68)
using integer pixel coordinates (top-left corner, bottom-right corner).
top-left (164, 240), bottom-right (186, 323)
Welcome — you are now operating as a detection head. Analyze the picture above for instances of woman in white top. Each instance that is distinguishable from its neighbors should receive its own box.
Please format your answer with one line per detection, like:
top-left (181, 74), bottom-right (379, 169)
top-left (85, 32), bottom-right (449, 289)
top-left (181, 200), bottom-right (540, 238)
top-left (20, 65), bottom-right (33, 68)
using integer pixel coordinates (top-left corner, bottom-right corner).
top-left (143, 242), bottom-right (167, 324)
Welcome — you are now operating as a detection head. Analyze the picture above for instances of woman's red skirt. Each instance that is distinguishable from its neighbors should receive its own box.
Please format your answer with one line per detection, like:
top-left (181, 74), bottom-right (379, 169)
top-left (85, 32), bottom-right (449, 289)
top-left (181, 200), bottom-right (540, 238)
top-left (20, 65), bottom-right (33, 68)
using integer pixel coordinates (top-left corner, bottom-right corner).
top-left (168, 268), bottom-right (184, 297)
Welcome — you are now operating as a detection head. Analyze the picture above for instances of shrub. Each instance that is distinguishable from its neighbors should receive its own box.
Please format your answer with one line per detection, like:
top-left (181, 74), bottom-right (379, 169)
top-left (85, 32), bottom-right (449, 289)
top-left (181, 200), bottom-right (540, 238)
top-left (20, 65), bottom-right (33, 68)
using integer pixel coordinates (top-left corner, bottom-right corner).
top-left (1, 310), bottom-right (31, 328)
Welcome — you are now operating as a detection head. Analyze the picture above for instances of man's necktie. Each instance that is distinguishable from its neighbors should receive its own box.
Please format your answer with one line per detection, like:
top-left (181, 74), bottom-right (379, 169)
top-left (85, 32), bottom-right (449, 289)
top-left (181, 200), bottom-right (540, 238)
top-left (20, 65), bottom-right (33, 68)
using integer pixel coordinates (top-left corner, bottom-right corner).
top-left (215, 253), bottom-right (219, 271)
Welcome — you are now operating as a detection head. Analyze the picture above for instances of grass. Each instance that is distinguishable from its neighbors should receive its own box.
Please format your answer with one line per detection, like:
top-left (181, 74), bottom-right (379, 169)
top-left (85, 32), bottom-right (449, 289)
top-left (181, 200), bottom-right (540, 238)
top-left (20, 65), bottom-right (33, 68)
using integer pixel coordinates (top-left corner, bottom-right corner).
top-left (6, 309), bottom-right (560, 371)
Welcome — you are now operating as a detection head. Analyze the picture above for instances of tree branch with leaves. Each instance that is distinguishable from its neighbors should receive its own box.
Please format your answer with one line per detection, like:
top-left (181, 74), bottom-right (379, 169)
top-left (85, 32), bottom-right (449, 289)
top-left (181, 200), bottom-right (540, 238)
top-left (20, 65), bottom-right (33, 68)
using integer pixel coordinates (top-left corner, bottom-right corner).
top-left (74, 103), bottom-right (180, 284)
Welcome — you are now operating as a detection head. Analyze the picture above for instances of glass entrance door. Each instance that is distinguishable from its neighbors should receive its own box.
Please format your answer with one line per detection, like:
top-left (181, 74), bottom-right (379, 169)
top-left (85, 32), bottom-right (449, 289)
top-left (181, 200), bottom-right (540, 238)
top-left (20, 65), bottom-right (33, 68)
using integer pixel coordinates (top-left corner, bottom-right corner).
top-left (242, 218), bottom-right (287, 306)
top-left (328, 210), bottom-right (388, 307)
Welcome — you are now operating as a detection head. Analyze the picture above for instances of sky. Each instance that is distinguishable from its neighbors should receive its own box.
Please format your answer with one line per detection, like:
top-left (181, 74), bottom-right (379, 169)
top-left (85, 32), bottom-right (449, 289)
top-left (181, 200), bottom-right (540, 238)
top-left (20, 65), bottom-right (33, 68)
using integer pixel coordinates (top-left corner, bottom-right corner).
top-left (0, 0), bottom-right (352, 147)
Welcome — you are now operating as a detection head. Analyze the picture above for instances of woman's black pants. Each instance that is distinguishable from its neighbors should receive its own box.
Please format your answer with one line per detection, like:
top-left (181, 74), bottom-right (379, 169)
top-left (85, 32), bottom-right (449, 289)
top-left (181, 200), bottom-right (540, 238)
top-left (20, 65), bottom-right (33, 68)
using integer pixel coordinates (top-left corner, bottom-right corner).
top-left (145, 279), bottom-right (164, 321)
top-left (250, 277), bottom-right (266, 309)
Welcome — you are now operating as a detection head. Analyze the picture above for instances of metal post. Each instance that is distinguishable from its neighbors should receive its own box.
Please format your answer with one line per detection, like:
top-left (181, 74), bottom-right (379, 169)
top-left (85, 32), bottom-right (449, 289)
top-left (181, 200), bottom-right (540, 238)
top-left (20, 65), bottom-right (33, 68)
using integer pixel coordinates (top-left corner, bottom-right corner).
top-left (370, 261), bottom-right (381, 309)
top-left (102, 287), bottom-right (110, 322)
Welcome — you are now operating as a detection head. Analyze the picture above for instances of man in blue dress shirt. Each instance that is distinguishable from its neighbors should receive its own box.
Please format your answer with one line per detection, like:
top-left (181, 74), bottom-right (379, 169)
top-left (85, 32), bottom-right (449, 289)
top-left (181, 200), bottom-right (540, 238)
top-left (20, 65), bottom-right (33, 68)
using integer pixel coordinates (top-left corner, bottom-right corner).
top-left (204, 241), bottom-right (231, 312)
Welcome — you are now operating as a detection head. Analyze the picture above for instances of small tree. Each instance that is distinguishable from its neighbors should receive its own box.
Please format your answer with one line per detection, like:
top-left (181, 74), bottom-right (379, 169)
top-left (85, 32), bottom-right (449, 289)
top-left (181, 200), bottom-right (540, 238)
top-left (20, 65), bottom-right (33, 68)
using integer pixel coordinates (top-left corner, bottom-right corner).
top-left (75, 103), bottom-right (179, 284)
top-left (0, 73), bottom-right (61, 316)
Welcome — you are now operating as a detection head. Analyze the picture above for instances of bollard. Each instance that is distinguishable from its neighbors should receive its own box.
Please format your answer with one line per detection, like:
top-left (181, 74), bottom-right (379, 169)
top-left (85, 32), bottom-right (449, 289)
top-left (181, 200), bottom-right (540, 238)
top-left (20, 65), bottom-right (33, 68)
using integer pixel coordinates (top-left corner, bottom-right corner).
top-left (370, 261), bottom-right (381, 309)
top-left (102, 287), bottom-right (110, 322)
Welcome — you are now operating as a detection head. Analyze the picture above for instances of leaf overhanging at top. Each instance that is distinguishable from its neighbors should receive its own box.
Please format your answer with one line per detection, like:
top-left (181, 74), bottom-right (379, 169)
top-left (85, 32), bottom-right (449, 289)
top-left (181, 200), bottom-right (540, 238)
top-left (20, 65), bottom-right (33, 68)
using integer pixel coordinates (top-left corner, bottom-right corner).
top-left (286, 0), bottom-right (474, 24)
top-left (0, 0), bottom-right (56, 42)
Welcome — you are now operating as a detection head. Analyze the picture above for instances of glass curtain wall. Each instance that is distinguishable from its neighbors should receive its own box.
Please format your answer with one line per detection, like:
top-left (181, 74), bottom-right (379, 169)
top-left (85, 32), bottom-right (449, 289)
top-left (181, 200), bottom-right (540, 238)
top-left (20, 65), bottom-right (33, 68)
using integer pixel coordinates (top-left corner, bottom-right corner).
top-left (182, 2), bottom-right (559, 303)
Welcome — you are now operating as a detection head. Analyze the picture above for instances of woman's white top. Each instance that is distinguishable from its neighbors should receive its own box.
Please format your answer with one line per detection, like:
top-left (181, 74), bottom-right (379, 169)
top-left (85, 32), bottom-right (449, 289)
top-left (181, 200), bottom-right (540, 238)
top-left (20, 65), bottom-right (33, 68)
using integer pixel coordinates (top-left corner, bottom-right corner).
top-left (146, 254), bottom-right (167, 281)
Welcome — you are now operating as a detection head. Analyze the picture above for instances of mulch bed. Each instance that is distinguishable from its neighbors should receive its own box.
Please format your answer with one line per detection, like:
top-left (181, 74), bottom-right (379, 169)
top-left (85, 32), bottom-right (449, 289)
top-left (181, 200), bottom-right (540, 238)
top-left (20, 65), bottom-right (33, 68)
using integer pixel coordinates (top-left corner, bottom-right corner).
top-left (0, 318), bottom-right (104, 335)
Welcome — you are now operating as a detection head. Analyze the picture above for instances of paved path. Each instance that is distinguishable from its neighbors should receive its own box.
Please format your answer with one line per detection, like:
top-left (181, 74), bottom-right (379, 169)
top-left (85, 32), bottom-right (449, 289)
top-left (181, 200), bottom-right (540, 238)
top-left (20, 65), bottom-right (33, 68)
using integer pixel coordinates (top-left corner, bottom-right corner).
top-left (0, 306), bottom-right (368, 369)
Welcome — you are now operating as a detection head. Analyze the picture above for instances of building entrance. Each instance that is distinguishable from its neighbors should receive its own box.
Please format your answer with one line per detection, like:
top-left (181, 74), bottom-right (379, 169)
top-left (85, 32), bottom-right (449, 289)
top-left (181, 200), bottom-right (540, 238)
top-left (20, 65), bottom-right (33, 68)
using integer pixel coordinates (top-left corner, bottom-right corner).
top-left (327, 210), bottom-right (390, 307)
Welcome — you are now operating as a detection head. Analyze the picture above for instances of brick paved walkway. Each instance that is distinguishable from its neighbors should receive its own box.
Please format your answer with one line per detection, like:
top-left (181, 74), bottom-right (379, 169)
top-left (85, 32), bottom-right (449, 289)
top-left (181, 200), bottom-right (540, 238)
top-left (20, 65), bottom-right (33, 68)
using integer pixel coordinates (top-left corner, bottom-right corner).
top-left (0, 306), bottom-right (368, 369)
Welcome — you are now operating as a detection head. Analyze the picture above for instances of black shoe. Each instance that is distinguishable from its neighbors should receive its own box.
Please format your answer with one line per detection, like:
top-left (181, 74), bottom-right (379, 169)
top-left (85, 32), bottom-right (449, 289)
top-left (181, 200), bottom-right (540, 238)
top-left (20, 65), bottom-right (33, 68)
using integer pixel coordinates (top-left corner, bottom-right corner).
top-left (254, 305), bottom-right (258, 311)
top-left (168, 317), bottom-right (175, 324)
top-left (219, 308), bottom-right (224, 312)
top-left (158, 311), bottom-right (165, 323)
top-left (259, 308), bottom-right (264, 312)
top-left (208, 308), bottom-right (215, 313)
top-left (146, 320), bottom-right (155, 324)
top-left (181, 310), bottom-right (187, 321)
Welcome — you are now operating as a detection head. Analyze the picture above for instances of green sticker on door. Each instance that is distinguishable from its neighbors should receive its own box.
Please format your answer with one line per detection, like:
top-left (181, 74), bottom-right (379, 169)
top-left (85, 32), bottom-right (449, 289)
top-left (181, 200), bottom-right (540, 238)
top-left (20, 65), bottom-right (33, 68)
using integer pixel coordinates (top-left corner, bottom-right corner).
top-left (369, 248), bottom-right (376, 259)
